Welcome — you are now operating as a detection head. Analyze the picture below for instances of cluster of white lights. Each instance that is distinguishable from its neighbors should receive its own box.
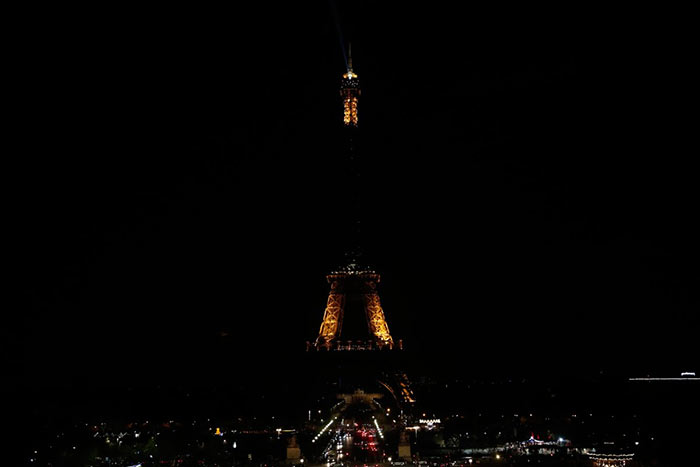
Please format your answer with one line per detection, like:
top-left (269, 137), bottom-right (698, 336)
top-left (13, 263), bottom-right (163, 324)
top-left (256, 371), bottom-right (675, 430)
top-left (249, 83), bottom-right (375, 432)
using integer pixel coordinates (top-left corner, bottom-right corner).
top-left (372, 417), bottom-right (384, 439)
top-left (419, 419), bottom-right (441, 425)
top-left (629, 377), bottom-right (700, 381)
top-left (312, 417), bottom-right (337, 443)
top-left (587, 453), bottom-right (635, 467)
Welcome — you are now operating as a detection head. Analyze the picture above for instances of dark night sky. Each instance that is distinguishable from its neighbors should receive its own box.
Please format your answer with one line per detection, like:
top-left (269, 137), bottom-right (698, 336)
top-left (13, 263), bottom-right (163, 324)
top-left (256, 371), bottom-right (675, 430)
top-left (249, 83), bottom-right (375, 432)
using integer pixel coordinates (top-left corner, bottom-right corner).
top-left (13, 3), bottom-right (698, 389)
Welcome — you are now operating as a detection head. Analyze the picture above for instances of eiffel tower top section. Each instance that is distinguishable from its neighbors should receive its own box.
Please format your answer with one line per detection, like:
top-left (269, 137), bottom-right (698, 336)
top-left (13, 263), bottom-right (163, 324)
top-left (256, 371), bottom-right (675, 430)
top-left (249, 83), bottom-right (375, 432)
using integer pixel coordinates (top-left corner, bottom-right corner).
top-left (340, 44), bottom-right (360, 127)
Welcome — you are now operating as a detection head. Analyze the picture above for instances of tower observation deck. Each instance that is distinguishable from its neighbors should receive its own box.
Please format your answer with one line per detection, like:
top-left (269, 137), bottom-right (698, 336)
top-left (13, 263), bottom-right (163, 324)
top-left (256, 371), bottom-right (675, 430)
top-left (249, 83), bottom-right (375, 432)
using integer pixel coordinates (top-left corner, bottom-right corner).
top-left (308, 47), bottom-right (399, 351)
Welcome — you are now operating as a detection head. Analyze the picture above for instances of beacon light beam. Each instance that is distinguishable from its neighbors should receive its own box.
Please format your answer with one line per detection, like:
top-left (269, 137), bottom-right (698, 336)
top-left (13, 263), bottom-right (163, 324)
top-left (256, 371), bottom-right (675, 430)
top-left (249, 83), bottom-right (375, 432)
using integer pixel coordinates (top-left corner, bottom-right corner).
top-left (328, 0), bottom-right (349, 67)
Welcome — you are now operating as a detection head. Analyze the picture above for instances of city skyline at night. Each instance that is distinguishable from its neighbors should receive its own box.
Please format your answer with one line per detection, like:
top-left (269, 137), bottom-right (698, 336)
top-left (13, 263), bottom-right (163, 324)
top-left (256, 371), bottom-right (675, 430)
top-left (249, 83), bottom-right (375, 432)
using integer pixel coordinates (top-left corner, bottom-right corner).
top-left (12, 3), bottom-right (698, 466)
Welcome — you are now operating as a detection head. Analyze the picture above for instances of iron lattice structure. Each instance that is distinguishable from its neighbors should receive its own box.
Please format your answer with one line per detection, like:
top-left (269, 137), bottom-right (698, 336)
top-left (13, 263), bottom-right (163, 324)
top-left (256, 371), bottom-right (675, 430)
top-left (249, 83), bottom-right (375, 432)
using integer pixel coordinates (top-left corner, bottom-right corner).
top-left (340, 52), bottom-right (360, 127)
top-left (309, 49), bottom-right (399, 352)
top-left (314, 266), bottom-right (396, 350)
top-left (378, 373), bottom-right (416, 405)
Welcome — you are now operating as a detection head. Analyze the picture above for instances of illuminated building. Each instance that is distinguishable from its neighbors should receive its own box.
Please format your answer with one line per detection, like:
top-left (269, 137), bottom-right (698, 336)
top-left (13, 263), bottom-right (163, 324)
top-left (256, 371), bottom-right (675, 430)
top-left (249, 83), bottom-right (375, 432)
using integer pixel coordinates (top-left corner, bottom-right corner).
top-left (308, 48), bottom-right (398, 351)
top-left (588, 453), bottom-right (635, 467)
top-left (340, 45), bottom-right (360, 127)
top-left (337, 388), bottom-right (383, 405)
top-left (629, 371), bottom-right (699, 381)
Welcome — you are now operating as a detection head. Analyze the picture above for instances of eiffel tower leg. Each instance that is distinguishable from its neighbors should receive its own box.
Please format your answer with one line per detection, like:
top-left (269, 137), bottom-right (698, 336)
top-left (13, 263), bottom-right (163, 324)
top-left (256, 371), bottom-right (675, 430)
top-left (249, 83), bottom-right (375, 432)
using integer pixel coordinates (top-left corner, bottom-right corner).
top-left (315, 280), bottom-right (345, 349)
top-left (362, 280), bottom-right (394, 348)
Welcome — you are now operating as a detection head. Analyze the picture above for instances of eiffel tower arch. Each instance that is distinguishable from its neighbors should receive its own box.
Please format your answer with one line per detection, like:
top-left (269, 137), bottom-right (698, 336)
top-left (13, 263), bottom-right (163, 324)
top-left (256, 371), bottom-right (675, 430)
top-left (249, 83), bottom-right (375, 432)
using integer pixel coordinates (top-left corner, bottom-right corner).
top-left (312, 264), bottom-right (399, 351)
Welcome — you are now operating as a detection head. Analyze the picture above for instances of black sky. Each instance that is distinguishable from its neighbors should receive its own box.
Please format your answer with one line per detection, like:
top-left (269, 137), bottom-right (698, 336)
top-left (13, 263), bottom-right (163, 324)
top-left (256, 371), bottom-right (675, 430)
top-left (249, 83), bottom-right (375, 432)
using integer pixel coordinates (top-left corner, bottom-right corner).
top-left (14, 3), bottom-right (698, 389)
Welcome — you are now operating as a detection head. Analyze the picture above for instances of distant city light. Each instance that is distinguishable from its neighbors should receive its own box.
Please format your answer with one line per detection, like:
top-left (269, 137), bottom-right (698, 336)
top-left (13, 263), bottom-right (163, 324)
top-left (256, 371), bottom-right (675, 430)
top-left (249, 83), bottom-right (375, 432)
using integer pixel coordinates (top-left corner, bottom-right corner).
top-left (373, 417), bottom-right (384, 439)
top-left (629, 376), bottom-right (700, 381)
top-left (314, 417), bottom-right (337, 442)
top-left (419, 418), bottom-right (441, 425)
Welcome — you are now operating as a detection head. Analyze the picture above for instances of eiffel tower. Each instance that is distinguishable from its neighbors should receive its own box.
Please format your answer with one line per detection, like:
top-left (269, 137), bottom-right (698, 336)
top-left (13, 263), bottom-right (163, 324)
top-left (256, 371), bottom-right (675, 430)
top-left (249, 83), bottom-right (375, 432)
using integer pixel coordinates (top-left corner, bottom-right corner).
top-left (308, 47), bottom-right (400, 352)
